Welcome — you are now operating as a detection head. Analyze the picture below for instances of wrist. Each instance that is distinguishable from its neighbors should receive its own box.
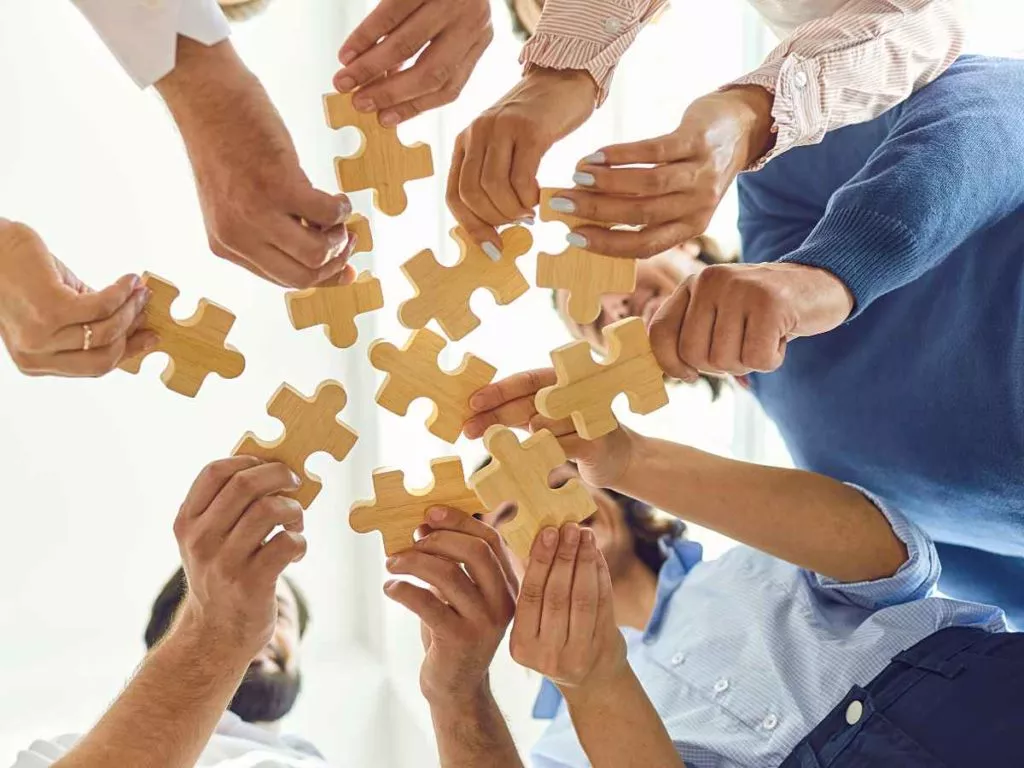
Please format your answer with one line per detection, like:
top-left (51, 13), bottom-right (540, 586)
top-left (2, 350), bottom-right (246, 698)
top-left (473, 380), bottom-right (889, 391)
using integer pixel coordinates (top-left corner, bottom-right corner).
top-left (173, 601), bottom-right (262, 667)
top-left (714, 85), bottom-right (776, 168)
top-left (155, 38), bottom-right (254, 124)
top-left (559, 663), bottom-right (634, 709)
top-left (425, 677), bottom-right (494, 715)
top-left (526, 67), bottom-right (598, 105)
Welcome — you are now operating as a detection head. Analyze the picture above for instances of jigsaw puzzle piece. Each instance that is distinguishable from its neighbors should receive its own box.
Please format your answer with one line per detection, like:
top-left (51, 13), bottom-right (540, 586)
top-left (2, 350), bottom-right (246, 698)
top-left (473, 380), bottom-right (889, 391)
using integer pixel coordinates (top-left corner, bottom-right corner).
top-left (118, 273), bottom-right (245, 397)
top-left (286, 271), bottom-right (384, 349)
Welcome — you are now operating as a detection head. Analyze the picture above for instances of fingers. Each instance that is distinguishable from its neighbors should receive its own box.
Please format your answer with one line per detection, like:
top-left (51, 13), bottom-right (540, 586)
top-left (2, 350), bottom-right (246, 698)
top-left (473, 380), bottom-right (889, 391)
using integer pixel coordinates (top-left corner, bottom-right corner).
top-left (514, 526), bottom-right (558, 639)
top-left (383, 579), bottom-right (456, 635)
top-left (648, 279), bottom-right (699, 383)
top-left (566, 529), bottom-right (599, 649)
top-left (547, 189), bottom-right (692, 228)
top-left (463, 394), bottom-right (537, 439)
top-left (707, 302), bottom-right (746, 375)
top-left (741, 313), bottom-right (787, 373)
top-left (252, 530), bottom-right (308, 581)
top-left (572, 220), bottom-right (705, 260)
top-left (336, 0), bottom-right (433, 89)
top-left (595, 541), bottom-right (615, 631)
top-left (61, 274), bottom-right (142, 326)
top-left (574, 160), bottom-right (700, 198)
top-left (582, 132), bottom-right (691, 167)
top-left (200, 462), bottom-right (301, 539)
top-left (508, 140), bottom-right (543, 214)
top-left (224, 494), bottom-right (305, 568)
top-left (678, 275), bottom-right (718, 373)
top-left (51, 282), bottom-right (151, 353)
top-left (291, 189), bottom-right (351, 231)
top-left (266, 214), bottom-right (346, 271)
top-left (386, 549), bottom-right (489, 623)
top-left (539, 524), bottom-right (580, 648)
top-left (469, 369), bottom-right (557, 412)
top-left (459, 122), bottom-right (509, 229)
top-left (179, 456), bottom-right (264, 520)
top-left (481, 138), bottom-right (529, 223)
top-left (447, 139), bottom-right (500, 255)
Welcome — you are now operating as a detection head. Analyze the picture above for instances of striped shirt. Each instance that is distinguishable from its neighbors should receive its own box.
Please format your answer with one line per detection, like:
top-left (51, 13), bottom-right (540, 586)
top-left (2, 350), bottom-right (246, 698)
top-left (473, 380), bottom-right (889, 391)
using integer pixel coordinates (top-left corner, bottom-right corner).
top-left (521, 1), bottom-right (964, 166)
top-left (529, 488), bottom-right (1006, 768)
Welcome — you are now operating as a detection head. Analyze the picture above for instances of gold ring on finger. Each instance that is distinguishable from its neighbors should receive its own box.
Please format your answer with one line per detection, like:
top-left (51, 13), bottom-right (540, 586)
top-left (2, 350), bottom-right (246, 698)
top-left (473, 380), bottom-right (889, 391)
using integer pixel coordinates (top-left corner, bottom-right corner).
top-left (82, 323), bottom-right (93, 352)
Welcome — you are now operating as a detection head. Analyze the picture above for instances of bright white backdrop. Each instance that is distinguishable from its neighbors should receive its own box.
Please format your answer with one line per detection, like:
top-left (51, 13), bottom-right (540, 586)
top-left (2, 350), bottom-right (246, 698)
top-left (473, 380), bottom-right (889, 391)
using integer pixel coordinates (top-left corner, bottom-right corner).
top-left (0, 0), bottom-right (1018, 765)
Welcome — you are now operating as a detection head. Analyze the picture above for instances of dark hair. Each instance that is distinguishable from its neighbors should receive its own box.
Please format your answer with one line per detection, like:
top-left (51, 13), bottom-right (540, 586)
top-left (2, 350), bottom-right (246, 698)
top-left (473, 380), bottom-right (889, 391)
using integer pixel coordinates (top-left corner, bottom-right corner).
top-left (505, 0), bottom-right (532, 41)
top-left (144, 567), bottom-right (311, 650)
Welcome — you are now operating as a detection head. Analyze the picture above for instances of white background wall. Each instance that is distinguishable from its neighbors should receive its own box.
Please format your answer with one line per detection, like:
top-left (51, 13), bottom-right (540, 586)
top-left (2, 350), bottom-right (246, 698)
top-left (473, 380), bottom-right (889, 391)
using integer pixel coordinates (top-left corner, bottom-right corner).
top-left (0, 0), bottom-right (1018, 766)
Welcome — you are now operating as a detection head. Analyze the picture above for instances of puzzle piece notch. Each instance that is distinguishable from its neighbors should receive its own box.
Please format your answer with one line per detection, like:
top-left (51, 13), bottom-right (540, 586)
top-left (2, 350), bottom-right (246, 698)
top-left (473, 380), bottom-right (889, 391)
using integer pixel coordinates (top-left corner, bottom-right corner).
top-left (536, 317), bottom-right (669, 440)
top-left (118, 272), bottom-right (245, 397)
top-left (323, 92), bottom-right (434, 216)
top-left (398, 226), bottom-right (533, 341)
top-left (286, 271), bottom-right (384, 349)
top-left (349, 457), bottom-right (486, 555)
top-left (233, 380), bottom-right (359, 508)
top-left (368, 329), bottom-right (497, 443)
top-left (469, 426), bottom-right (596, 560)
top-left (537, 188), bottom-right (637, 325)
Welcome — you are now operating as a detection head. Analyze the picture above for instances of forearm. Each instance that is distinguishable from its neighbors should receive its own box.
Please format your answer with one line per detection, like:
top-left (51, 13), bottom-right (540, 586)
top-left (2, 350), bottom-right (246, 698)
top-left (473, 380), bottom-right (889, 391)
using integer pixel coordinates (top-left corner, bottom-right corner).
top-left (615, 433), bottom-right (907, 583)
top-left (563, 669), bottom-right (683, 768)
top-left (55, 609), bottom-right (249, 768)
top-left (155, 37), bottom-right (257, 131)
top-left (428, 683), bottom-right (524, 768)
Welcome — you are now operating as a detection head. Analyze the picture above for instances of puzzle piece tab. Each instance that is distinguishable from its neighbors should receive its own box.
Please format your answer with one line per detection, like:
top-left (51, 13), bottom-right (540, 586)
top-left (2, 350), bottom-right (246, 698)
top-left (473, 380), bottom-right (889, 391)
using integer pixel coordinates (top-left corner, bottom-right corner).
top-left (349, 457), bottom-right (486, 555)
top-left (469, 426), bottom-right (596, 560)
top-left (233, 380), bottom-right (358, 508)
top-left (536, 317), bottom-right (668, 439)
top-left (324, 92), bottom-right (433, 216)
top-left (398, 226), bottom-right (533, 341)
top-left (286, 271), bottom-right (384, 349)
top-left (537, 188), bottom-right (637, 324)
top-left (345, 213), bottom-right (374, 255)
top-left (118, 272), bottom-right (245, 397)
top-left (369, 329), bottom-right (496, 443)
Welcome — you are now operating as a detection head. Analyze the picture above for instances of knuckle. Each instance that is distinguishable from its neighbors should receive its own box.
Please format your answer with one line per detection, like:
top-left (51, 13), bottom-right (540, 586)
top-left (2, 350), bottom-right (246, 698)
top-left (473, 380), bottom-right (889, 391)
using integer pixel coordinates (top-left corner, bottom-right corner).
top-left (520, 582), bottom-right (545, 603)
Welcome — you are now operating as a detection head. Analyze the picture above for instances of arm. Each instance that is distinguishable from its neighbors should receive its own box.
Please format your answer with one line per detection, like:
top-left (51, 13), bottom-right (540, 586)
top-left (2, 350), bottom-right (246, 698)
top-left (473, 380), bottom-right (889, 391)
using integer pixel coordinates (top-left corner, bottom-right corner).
top-left (429, 686), bottom-right (524, 768)
top-left (729, 0), bottom-right (963, 167)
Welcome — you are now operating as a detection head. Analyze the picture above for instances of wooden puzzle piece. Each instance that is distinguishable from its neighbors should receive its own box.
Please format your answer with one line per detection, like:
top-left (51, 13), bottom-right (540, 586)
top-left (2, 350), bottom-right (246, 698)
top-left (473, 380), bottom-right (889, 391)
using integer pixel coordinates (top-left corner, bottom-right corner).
top-left (324, 92), bottom-right (433, 216)
top-left (349, 457), bottom-right (486, 555)
top-left (345, 213), bottom-right (374, 255)
top-left (469, 426), bottom-right (596, 560)
top-left (233, 380), bottom-right (358, 508)
top-left (368, 329), bottom-right (496, 443)
top-left (286, 271), bottom-right (384, 349)
top-left (536, 188), bottom-right (637, 325)
top-left (118, 272), bottom-right (245, 397)
top-left (398, 226), bottom-right (533, 341)
top-left (536, 317), bottom-right (669, 440)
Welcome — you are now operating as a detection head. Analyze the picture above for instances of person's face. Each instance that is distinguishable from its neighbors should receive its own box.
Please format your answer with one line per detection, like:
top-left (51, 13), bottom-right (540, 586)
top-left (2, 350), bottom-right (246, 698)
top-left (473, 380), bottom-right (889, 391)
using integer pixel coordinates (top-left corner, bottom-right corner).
top-left (228, 578), bottom-right (304, 724)
top-left (558, 242), bottom-right (707, 348)
top-left (480, 464), bottom-right (638, 581)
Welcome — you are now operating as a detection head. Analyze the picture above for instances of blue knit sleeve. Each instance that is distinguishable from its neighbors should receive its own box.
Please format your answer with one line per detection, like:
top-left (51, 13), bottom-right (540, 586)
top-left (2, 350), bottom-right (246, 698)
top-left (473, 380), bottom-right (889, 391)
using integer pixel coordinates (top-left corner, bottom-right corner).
top-left (777, 56), bottom-right (1024, 317)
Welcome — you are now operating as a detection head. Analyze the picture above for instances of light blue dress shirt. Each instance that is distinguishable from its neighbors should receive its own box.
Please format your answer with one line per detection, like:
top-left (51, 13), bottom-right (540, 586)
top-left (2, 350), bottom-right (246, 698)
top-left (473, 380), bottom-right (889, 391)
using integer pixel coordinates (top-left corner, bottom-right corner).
top-left (530, 489), bottom-right (1006, 768)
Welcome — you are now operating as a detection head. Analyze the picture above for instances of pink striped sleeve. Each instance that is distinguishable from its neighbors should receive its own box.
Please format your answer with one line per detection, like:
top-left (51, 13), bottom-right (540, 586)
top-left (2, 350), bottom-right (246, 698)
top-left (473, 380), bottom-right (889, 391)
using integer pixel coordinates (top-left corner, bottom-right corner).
top-left (519, 0), bottom-right (669, 105)
top-left (728, 0), bottom-right (964, 170)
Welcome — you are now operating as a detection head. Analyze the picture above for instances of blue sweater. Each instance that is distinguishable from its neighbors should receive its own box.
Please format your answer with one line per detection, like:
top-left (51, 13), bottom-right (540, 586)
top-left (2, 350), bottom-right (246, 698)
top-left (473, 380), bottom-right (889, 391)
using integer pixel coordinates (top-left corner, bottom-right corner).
top-left (738, 56), bottom-right (1024, 626)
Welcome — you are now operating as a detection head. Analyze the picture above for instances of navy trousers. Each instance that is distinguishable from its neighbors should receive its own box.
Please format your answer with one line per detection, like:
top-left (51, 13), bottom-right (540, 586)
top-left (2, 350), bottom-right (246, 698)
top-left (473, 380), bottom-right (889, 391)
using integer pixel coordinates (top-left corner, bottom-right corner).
top-left (780, 627), bottom-right (1024, 767)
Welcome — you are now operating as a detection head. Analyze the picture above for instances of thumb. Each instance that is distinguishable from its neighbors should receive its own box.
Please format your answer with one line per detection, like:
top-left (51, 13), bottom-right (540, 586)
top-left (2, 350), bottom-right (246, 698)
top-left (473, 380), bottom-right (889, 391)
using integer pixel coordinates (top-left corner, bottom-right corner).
top-left (648, 280), bottom-right (699, 383)
top-left (292, 187), bottom-right (352, 229)
top-left (61, 274), bottom-right (142, 325)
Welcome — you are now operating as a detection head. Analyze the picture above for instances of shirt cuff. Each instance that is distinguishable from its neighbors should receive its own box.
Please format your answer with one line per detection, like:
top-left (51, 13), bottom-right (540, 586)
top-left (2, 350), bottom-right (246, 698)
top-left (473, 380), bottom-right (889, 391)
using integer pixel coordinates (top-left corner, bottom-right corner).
top-left (808, 485), bottom-right (940, 610)
top-left (727, 55), bottom-right (824, 171)
top-left (521, 33), bottom-right (617, 106)
top-left (73, 0), bottom-right (231, 88)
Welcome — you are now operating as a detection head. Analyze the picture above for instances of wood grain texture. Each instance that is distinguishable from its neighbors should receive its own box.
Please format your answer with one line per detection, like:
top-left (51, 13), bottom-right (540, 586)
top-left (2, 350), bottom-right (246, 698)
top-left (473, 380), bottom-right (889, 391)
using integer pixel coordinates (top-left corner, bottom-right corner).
top-left (349, 457), bottom-right (485, 555)
top-left (399, 225), bottom-right (533, 341)
top-left (536, 317), bottom-right (668, 439)
top-left (233, 380), bottom-right (358, 508)
top-left (536, 189), bottom-right (637, 324)
top-left (118, 272), bottom-right (245, 397)
top-left (469, 426), bottom-right (596, 560)
top-left (323, 92), bottom-right (433, 216)
top-left (345, 213), bottom-right (373, 255)
top-left (286, 271), bottom-right (384, 349)
top-left (368, 329), bottom-right (496, 443)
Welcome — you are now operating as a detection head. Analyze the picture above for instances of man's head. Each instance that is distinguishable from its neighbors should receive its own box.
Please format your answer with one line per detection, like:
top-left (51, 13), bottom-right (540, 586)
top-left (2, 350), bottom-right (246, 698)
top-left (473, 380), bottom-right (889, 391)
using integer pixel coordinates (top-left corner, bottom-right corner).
top-left (145, 567), bottom-right (310, 724)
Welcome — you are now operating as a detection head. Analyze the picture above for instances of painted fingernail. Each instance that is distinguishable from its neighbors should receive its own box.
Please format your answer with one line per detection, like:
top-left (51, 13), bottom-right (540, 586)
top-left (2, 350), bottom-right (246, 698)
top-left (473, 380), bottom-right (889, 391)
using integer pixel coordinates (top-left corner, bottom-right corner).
top-left (428, 507), bottom-right (447, 522)
top-left (548, 197), bottom-right (576, 214)
top-left (130, 274), bottom-right (143, 289)
top-left (137, 287), bottom-right (152, 304)
top-left (573, 171), bottom-right (596, 187)
top-left (542, 528), bottom-right (558, 546)
top-left (338, 197), bottom-right (352, 218)
top-left (482, 242), bottom-right (502, 262)
top-left (385, 556), bottom-right (398, 569)
top-left (380, 111), bottom-right (399, 127)
top-left (336, 75), bottom-right (356, 91)
top-left (582, 151), bottom-right (606, 165)
top-left (564, 524), bottom-right (580, 544)
top-left (289, 471), bottom-right (302, 487)
top-left (383, 579), bottom-right (399, 593)
top-left (567, 233), bottom-right (589, 249)
top-left (515, 215), bottom-right (535, 225)
top-left (353, 94), bottom-right (375, 112)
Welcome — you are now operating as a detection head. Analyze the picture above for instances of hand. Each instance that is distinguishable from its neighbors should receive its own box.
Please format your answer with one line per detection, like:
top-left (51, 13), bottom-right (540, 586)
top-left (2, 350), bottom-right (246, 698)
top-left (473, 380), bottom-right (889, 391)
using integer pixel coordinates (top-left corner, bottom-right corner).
top-left (156, 39), bottom-right (356, 289)
top-left (449, 69), bottom-right (598, 257)
top-left (0, 220), bottom-right (156, 377)
top-left (334, 0), bottom-right (493, 126)
top-left (510, 524), bottom-right (626, 691)
top-left (649, 262), bottom-right (855, 379)
top-left (384, 508), bottom-right (517, 704)
top-left (173, 457), bottom-right (307, 656)
top-left (464, 369), bottom-right (635, 489)
top-left (550, 86), bottom-right (775, 258)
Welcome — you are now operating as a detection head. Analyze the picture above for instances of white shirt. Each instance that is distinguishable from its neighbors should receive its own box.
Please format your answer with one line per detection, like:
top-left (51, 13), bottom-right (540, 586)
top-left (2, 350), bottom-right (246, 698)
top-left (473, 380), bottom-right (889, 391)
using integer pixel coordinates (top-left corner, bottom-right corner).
top-left (71, 0), bottom-right (231, 88)
top-left (13, 712), bottom-right (335, 768)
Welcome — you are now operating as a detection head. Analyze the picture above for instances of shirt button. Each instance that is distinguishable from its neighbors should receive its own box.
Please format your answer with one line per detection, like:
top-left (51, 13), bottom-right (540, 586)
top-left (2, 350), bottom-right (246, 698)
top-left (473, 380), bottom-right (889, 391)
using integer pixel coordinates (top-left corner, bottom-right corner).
top-left (793, 70), bottom-right (809, 89)
top-left (670, 652), bottom-right (685, 667)
top-left (713, 678), bottom-right (730, 694)
top-left (762, 714), bottom-right (779, 731)
top-left (604, 17), bottom-right (623, 34)
top-left (845, 700), bottom-right (864, 726)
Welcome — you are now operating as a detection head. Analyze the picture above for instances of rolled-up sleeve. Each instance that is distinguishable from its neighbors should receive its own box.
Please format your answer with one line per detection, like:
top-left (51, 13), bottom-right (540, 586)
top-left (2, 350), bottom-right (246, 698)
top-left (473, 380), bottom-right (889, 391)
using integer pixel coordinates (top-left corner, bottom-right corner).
top-left (808, 486), bottom-right (941, 610)
top-left (72, 0), bottom-right (231, 88)
top-left (519, 0), bottom-right (668, 105)
top-left (729, 0), bottom-right (963, 169)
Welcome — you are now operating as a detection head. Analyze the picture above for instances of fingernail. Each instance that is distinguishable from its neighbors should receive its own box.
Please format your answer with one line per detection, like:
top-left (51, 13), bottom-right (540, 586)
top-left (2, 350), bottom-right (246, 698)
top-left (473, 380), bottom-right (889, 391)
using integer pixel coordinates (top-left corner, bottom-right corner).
top-left (482, 242), bottom-right (502, 262)
top-left (582, 152), bottom-right (606, 165)
top-left (289, 471), bottom-right (302, 488)
top-left (573, 171), bottom-right (596, 187)
top-left (567, 233), bottom-right (589, 249)
top-left (338, 197), bottom-right (352, 217)
top-left (142, 335), bottom-right (160, 352)
top-left (564, 524), bottom-right (580, 544)
top-left (383, 579), bottom-right (399, 593)
top-left (336, 75), bottom-right (356, 91)
top-left (385, 556), bottom-right (398, 569)
top-left (582, 528), bottom-right (596, 546)
top-left (353, 95), bottom-right (375, 112)
top-left (130, 274), bottom-right (143, 289)
top-left (542, 528), bottom-right (558, 546)
top-left (515, 215), bottom-right (535, 225)
top-left (428, 507), bottom-right (447, 523)
top-left (380, 111), bottom-right (399, 127)
top-left (548, 197), bottom-right (576, 214)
